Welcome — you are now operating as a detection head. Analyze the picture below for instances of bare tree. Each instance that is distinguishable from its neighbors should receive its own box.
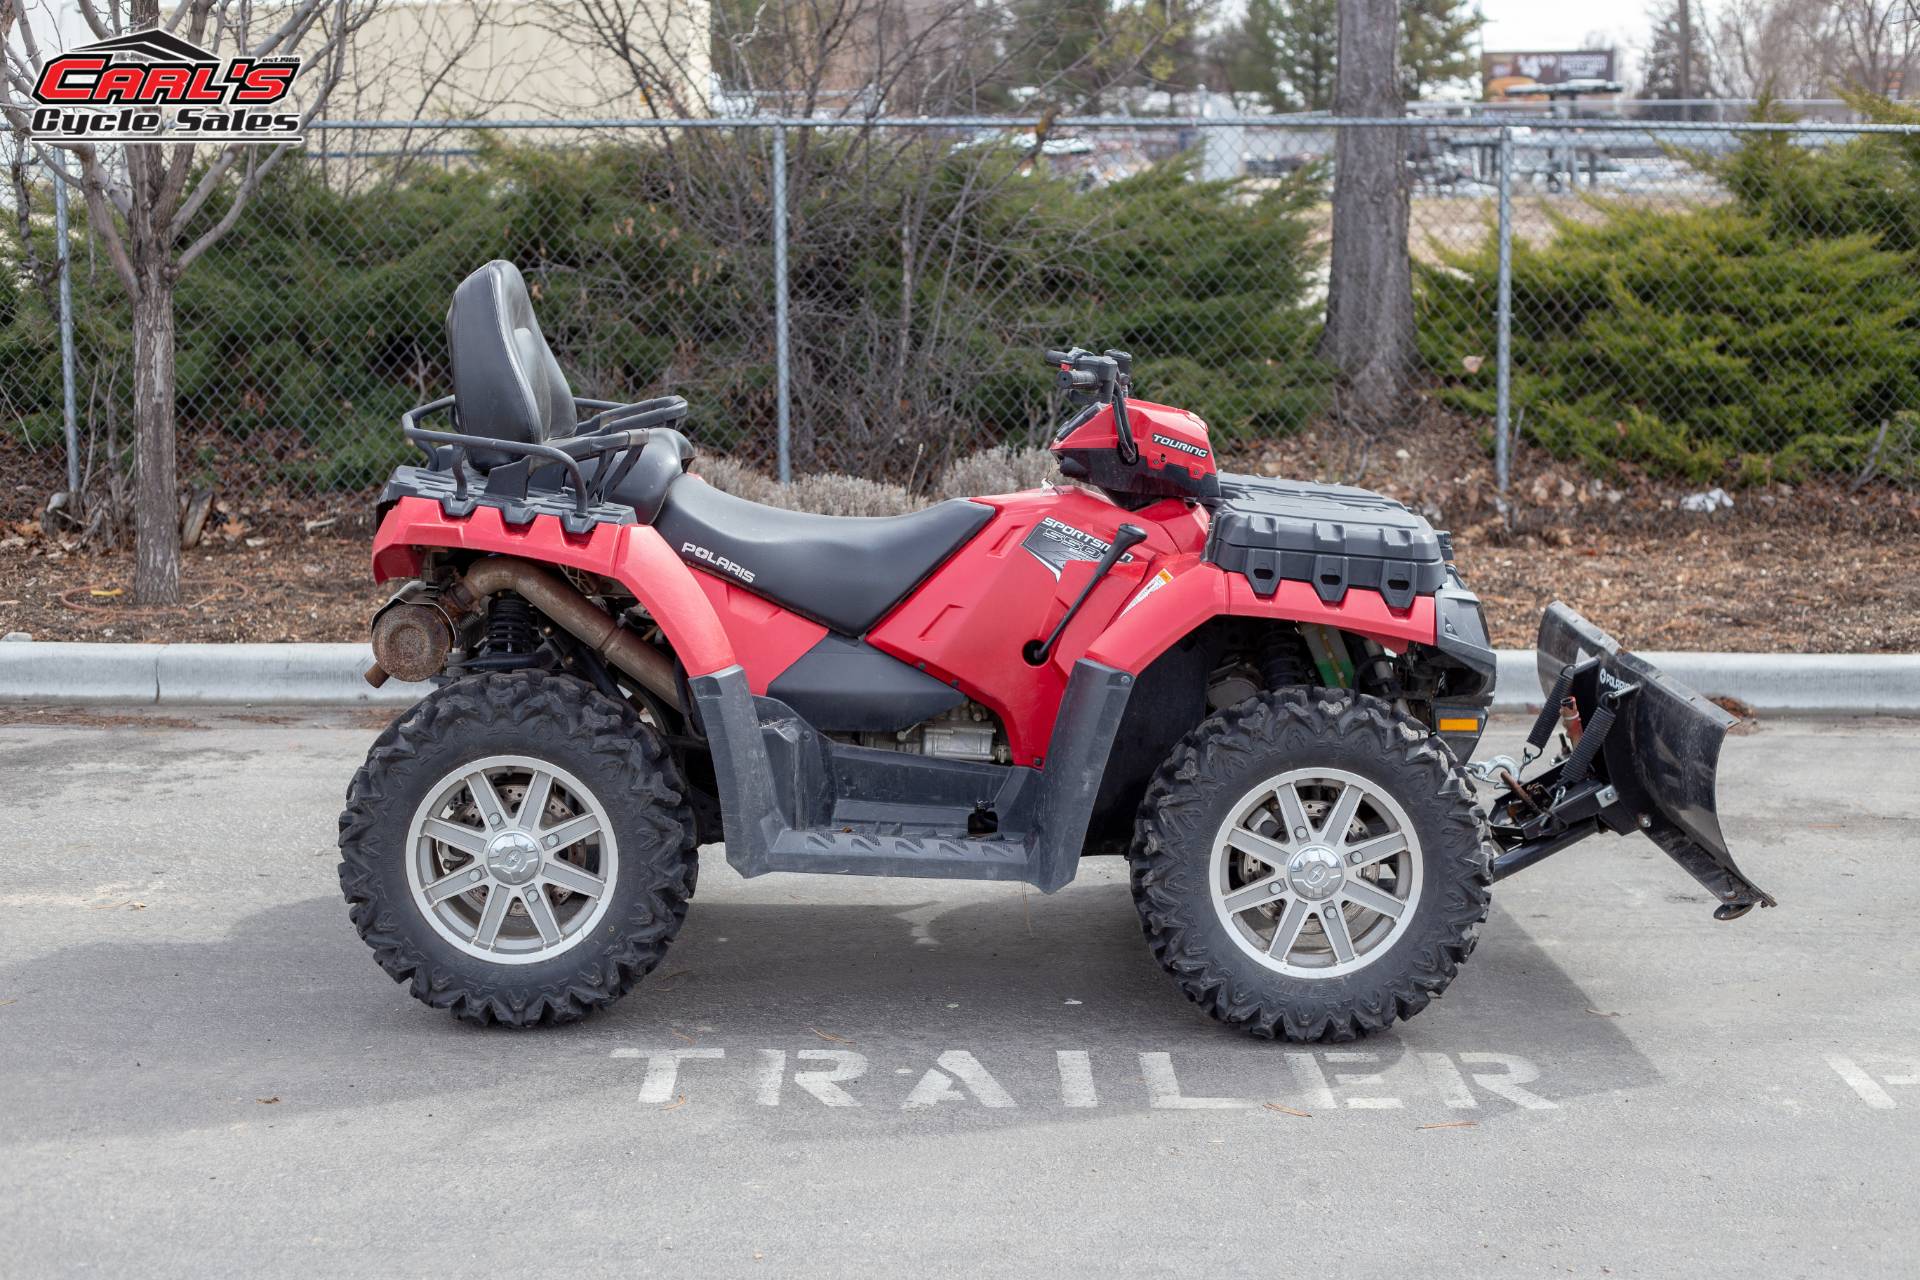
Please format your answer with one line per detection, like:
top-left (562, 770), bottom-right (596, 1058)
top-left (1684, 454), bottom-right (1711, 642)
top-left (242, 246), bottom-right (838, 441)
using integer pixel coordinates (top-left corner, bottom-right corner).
top-left (2, 0), bottom-right (378, 604)
top-left (1821, 0), bottom-right (1920, 92)
top-left (1707, 0), bottom-right (1920, 100)
top-left (1706, 0), bottom-right (1822, 98)
top-left (1318, 0), bottom-right (1411, 419)
top-left (513, 0), bottom-right (1205, 477)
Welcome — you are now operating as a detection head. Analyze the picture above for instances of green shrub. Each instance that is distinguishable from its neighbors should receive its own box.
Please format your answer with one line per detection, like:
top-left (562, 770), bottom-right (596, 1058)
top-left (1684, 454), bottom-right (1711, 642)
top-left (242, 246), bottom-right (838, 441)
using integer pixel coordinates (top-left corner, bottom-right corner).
top-left (9, 136), bottom-right (1328, 494)
top-left (1419, 201), bottom-right (1920, 482)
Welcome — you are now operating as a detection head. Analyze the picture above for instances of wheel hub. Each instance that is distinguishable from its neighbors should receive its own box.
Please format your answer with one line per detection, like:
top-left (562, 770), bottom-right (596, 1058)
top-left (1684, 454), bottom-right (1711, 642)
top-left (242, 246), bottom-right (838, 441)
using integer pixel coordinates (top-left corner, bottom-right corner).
top-left (485, 831), bottom-right (543, 884)
top-left (1285, 844), bottom-right (1343, 901)
top-left (1209, 766), bottom-right (1424, 979)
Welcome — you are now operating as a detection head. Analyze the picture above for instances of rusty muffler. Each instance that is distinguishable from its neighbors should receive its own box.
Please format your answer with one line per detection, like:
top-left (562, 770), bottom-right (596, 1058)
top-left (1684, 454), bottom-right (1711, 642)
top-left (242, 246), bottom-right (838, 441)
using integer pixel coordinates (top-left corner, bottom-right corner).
top-left (367, 558), bottom-right (682, 711)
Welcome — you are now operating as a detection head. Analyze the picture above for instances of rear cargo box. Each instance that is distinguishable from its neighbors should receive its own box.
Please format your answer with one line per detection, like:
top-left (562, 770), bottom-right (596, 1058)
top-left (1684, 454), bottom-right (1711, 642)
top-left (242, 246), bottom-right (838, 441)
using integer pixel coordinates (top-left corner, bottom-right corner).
top-left (1205, 474), bottom-right (1447, 610)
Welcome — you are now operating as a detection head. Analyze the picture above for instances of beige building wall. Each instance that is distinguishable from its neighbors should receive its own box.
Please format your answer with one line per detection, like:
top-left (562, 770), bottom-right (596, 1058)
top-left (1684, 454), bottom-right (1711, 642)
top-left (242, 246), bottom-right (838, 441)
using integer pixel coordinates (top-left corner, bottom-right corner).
top-left (318, 0), bottom-right (711, 123)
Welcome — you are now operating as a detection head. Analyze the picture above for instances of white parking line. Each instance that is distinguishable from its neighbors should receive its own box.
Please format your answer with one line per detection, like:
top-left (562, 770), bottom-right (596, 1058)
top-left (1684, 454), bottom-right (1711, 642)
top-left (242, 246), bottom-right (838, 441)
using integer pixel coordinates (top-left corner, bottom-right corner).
top-left (1420, 1052), bottom-right (1479, 1109)
top-left (903, 1051), bottom-right (1017, 1109)
top-left (610, 1045), bottom-right (1563, 1112)
top-left (1325, 1052), bottom-right (1403, 1109)
top-left (1827, 1054), bottom-right (1901, 1109)
top-left (615, 1046), bottom-right (725, 1104)
top-left (1141, 1052), bottom-right (1256, 1109)
top-left (1057, 1050), bottom-right (1098, 1108)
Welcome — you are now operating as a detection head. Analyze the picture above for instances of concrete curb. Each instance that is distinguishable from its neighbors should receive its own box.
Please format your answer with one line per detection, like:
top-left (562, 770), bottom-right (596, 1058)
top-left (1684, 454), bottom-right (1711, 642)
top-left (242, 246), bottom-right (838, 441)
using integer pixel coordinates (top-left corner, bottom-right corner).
top-left (0, 642), bottom-right (416, 707)
top-left (2, 641), bottom-right (1918, 714)
top-left (1490, 650), bottom-right (1920, 714)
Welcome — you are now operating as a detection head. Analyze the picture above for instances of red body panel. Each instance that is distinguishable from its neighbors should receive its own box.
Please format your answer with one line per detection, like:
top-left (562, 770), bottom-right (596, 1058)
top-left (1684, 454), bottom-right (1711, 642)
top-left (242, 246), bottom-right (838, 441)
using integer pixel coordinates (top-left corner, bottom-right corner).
top-left (1051, 398), bottom-right (1218, 488)
top-left (866, 487), bottom-right (1202, 763)
top-left (1084, 555), bottom-right (1438, 674)
top-left (690, 572), bottom-right (828, 694)
top-left (375, 481), bottom-right (1437, 761)
top-left (371, 497), bottom-right (737, 677)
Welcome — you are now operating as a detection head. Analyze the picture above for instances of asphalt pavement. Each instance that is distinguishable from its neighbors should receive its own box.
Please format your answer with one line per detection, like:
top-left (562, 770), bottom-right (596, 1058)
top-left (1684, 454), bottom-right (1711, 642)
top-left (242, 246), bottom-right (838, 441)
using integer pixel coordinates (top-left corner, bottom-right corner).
top-left (1, 707), bottom-right (1916, 1278)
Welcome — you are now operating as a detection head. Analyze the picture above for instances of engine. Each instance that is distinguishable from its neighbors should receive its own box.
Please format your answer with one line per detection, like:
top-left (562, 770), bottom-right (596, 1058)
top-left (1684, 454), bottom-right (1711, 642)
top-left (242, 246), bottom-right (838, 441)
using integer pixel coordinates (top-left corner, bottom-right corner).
top-left (840, 702), bottom-right (1009, 765)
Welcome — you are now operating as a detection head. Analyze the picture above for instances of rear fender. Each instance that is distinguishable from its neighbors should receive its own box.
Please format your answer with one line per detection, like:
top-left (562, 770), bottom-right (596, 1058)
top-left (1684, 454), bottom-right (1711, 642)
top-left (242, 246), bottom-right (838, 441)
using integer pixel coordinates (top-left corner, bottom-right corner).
top-left (371, 496), bottom-right (735, 676)
top-left (1083, 557), bottom-right (1437, 675)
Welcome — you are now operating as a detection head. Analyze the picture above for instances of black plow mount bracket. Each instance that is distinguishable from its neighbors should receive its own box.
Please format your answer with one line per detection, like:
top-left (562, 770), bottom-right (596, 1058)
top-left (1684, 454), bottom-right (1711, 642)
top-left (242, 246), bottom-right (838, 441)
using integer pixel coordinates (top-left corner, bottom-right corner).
top-left (1473, 604), bottom-right (1776, 921)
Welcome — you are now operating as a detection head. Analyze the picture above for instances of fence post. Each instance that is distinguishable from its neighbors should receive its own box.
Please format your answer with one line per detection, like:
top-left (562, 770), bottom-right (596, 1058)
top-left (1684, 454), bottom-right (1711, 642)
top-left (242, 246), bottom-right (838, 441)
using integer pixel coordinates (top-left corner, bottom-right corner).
top-left (1494, 125), bottom-right (1513, 508)
top-left (51, 162), bottom-right (81, 506)
top-left (771, 121), bottom-right (792, 485)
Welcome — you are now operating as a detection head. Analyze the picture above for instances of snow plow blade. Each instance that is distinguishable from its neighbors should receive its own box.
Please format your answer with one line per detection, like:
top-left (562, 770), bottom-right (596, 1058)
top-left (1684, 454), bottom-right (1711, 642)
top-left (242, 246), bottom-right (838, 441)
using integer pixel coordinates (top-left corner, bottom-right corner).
top-left (1482, 604), bottom-right (1775, 919)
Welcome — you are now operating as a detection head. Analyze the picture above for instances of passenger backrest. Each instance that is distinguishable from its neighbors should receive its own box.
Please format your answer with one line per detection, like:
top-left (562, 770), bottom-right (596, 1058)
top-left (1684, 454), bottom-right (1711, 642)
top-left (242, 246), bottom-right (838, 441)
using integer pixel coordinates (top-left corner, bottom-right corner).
top-left (446, 260), bottom-right (576, 468)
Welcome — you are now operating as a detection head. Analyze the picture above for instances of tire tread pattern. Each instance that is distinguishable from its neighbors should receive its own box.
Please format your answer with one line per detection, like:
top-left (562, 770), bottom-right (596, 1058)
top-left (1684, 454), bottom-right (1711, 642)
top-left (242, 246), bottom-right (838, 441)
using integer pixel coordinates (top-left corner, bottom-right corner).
top-left (337, 670), bottom-right (696, 1028)
top-left (1130, 688), bottom-right (1492, 1042)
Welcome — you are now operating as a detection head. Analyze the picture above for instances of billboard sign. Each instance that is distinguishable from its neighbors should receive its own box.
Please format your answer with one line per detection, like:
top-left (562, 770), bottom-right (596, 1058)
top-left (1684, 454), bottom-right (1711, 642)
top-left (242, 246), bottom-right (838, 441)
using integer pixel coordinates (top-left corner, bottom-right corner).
top-left (1482, 50), bottom-right (1618, 100)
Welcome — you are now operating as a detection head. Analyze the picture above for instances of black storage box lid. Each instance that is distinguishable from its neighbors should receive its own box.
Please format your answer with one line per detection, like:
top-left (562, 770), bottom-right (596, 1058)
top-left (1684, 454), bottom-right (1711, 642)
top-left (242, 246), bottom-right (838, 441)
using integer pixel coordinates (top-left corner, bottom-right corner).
top-left (1206, 474), bottom-right (1447, 611)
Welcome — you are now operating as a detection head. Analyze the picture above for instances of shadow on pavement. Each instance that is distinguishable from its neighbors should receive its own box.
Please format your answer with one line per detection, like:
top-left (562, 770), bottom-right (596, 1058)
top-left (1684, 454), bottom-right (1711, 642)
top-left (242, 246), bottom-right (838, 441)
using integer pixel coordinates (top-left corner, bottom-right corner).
top-left (0, 874), bottom-right (1657, 1140)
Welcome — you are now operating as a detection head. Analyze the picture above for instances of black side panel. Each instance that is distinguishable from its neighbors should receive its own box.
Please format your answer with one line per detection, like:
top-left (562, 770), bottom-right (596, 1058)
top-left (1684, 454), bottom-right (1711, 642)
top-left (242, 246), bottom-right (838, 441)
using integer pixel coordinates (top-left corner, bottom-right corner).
top-left (1082, 630), bottom-right (1211, 856)
top-left (1434, 573), bottom-right (1497, 695)
top-left (767, 633), bottom-right (965, 732)
top-left (692, 658), bottom-right (1135, 891)
top-left (1028, 660), bottom-right (1136, 892)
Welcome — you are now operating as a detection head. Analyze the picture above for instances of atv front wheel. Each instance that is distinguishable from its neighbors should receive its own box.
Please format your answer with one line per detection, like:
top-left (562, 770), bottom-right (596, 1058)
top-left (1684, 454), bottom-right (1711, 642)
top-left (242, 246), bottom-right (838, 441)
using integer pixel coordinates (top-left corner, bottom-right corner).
top-left (338, 670), bottom-right (696, 1027)
top-left (1130, 689), bottom-right (1491, 1041)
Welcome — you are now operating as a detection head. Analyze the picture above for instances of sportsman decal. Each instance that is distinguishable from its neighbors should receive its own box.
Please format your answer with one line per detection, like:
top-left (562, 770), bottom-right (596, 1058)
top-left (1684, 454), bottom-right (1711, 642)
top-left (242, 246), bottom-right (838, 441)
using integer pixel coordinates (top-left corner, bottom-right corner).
top-left (1020, 516), bottom-right (1136, 580)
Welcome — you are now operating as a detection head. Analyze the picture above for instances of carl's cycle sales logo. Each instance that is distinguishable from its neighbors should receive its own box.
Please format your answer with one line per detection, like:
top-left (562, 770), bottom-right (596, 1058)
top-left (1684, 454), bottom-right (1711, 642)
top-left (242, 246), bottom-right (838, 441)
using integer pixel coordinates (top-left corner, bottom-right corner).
top-left (30, 28), bottom-right (302, 145)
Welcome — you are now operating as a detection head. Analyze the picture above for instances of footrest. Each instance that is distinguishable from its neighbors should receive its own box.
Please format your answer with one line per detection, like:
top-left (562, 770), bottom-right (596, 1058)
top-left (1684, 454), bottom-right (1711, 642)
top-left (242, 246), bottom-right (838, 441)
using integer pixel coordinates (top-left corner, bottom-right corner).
top-left (766, 829), bottom-right (1032, 881)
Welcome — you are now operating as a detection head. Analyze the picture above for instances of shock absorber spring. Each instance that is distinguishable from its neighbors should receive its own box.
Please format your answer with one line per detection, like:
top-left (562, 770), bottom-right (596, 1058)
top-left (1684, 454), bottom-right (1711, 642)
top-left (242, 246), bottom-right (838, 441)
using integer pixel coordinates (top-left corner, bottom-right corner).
top-left (487, 594), bottom-right (535, 653)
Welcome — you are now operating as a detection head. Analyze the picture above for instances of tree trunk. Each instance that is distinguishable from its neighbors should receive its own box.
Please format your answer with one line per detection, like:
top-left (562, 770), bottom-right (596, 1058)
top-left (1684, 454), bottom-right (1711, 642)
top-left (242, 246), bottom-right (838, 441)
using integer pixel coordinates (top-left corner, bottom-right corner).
top-left (1319, 0), bottom-right (1414, 420)
top-left (131, 270), bottom-right (181, 606)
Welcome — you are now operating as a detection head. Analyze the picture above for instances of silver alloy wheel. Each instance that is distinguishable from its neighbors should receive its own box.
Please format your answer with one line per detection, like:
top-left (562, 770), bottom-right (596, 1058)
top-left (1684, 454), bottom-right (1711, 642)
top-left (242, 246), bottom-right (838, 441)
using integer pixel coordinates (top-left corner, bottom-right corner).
top-left (1208, 766), bottom-right (1422, 978)
top-left (405, 754), bottom-right (619, 965)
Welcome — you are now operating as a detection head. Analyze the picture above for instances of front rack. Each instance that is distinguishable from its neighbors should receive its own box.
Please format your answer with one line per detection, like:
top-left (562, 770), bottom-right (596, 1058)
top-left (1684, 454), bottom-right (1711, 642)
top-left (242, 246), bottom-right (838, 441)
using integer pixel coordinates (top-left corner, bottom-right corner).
top-left (398, 395), bottom-right (688, 533)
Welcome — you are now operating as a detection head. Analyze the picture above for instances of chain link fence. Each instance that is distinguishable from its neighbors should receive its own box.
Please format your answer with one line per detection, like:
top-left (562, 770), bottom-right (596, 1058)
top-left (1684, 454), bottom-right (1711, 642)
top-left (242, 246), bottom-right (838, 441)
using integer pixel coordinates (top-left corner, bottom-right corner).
top-left (7, 113), bottom-right (1920, 513)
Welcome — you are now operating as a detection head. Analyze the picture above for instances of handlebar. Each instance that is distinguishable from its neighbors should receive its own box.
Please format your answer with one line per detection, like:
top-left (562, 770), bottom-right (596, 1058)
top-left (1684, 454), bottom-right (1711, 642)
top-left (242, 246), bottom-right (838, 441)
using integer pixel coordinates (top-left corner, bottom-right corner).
top-left (1043, 345), bottom-right (1138, 463)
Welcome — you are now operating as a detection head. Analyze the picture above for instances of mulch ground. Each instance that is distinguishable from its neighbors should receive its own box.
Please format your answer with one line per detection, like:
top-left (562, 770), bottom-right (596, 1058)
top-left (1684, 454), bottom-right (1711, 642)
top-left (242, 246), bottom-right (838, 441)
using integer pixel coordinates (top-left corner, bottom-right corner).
top-left (5, 404), bottom-right (1917, 651)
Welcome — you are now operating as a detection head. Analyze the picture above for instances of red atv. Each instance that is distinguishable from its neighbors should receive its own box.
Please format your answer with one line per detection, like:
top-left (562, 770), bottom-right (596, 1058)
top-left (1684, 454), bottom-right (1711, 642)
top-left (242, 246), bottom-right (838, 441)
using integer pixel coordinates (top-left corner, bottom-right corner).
top-left (339, 260), bottom-right (1773, 1039)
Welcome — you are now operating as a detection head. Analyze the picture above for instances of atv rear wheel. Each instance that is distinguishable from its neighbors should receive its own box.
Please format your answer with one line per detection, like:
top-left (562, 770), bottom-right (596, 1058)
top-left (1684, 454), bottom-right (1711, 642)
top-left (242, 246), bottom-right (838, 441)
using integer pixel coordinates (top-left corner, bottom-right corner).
top-left (1130, 689), bottom-right (1491, 1041)
top-left (338, 670), bottom-right (696, 1027)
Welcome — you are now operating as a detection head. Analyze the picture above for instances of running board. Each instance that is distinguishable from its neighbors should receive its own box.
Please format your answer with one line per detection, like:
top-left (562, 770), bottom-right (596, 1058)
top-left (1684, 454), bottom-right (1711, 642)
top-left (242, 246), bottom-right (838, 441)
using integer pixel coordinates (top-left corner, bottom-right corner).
top-left (692, 660), bottom-right (1134, 892)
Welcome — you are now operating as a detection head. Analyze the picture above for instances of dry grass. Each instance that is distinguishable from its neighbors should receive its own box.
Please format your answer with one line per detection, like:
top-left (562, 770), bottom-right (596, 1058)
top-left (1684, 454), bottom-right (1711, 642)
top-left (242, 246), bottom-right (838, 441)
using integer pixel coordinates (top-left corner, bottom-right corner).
top-left (693, 445), bottom-right (1060, 514)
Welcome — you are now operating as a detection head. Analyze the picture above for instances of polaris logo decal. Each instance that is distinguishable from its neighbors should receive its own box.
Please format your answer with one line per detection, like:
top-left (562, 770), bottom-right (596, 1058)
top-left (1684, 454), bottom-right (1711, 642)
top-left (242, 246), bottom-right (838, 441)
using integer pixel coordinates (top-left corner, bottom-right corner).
top-left (681, 542), bottom-right (755, 584)
top-left (1151, 433), bottom-right (1209, 460)
top-left (1021, 516), bottom-right (1136, 579)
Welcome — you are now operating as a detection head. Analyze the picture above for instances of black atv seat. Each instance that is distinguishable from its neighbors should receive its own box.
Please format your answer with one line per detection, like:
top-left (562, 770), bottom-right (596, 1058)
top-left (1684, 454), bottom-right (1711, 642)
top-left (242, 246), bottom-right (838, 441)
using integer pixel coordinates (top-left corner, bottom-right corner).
top-left (446, 260), bottom-right (577, 470)
top-left (654, 480), bottom-right (992, 635)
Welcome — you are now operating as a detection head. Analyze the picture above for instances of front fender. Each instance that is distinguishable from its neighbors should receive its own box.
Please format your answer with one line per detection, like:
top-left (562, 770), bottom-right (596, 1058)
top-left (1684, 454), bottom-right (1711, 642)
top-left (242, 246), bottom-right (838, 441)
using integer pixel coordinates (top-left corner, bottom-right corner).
top-left (1083, 556), bottom-right (1437, 675)
top-left (371, 497), bottom-right (735, 676)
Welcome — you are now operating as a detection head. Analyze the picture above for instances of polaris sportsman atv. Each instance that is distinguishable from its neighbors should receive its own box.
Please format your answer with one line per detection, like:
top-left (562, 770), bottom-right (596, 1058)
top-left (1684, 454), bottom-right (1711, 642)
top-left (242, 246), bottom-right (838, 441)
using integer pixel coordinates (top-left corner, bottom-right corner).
top-left (338, 260), bottom-right (1774, 1040)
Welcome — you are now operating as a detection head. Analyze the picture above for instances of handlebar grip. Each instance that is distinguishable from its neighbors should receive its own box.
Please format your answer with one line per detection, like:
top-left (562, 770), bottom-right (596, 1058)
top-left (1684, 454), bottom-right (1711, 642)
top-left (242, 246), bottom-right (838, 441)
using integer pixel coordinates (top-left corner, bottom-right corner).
top-left (1044, 349), bottom-right (1073, 366)
top-left (1063, 370), bottom-right (1099, 388)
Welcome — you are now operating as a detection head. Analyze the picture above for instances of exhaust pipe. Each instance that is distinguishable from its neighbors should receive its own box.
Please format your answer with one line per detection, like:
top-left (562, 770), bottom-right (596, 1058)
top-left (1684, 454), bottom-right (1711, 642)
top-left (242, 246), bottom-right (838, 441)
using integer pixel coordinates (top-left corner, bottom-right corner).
top-left (368, 558), bottom-right (683, 711)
